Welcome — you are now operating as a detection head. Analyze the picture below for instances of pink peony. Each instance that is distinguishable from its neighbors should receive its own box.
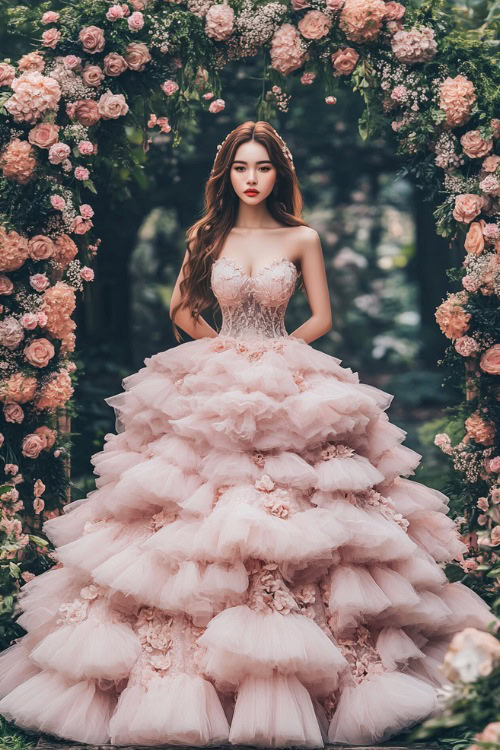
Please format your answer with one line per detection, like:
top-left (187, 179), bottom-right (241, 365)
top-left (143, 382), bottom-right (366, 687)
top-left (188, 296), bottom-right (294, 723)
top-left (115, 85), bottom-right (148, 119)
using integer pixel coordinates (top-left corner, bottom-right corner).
top-left (48, 142), bottom-right (70, 164)
top-left (455, 336), bottom-right (480, 357)
top-left (81, 267), bottom-right (95, 281)
top-left (53, 234), bottom-right (78, 268)
top-left (79, 26), bottom-right (105, 54)
top-left (339, 0), bottom-right (386, 42)
top-left (5, 71), bottom-right (61, 124)
top-left (41, 28), bottom-right (61, 49)
top-left (205, 3), bottom-right (234, 40)
top-left (453, 193), bottom-right (482, 223)
top-left (1, 139), bottom-right (37, 184)
top-left (480, 345), bottom-right (500, 375)
top-left (74, 167), bottom-right (90, 181)
top-left (28, 122), bottom-right (60, 149)
top-left (17, 52), bottom-right (45, 73)
top-left (298, 10), bottom-right (332, 39)
top-left (78, 140), bottom-right (94, 155)
top-left (24, 338), bottom-right (55, 368)
top-left (28, 235), bottom-right (55, 261)
top-left (465, 412), bottom-right (496, 446)
top-left (0, 275), bottom-right (14, 295)
top-left (97, 91), bottom-right (129, 119)
top-left (30, 273), bottom-right (50, 291)
top-left (271, 23), bottom-right (308, 75)
top-left (79, 204), bottom-right (94, 219)
top-left (208, 98), bottom-right (225, 113)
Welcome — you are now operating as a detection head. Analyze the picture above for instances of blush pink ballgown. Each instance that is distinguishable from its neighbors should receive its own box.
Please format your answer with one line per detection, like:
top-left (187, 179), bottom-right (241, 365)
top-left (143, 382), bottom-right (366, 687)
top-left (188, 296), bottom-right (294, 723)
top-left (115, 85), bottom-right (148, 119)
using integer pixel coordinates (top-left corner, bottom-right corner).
top-left (0, 255), bottom-right (496, 747)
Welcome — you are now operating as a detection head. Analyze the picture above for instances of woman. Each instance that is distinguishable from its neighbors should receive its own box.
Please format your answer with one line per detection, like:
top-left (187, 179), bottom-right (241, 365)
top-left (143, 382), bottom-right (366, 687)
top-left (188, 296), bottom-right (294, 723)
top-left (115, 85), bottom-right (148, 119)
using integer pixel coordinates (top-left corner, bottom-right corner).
top-left (0, 121), bottom-right (495, 748)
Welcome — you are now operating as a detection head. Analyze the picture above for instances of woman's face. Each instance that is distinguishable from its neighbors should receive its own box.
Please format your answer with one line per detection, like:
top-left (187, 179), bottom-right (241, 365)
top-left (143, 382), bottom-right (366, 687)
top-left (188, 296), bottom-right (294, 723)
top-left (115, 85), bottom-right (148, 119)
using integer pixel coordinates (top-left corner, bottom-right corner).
top-left (229, 140), bottom-right (277, 205)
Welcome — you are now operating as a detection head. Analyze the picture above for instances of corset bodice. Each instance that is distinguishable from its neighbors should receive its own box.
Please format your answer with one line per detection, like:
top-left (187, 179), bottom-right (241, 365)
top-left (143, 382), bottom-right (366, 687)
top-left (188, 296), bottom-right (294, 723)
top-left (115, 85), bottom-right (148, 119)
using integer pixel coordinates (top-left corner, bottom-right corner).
top-left (210, 256), bottom-right (298, 339)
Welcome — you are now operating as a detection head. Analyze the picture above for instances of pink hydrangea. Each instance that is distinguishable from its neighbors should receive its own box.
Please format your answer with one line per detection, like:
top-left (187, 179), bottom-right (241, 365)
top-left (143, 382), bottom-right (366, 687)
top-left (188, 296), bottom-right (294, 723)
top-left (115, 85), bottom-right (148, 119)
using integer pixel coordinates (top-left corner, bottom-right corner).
top-left (439, 75), bottom-right (476, 128)
top-left (270, 23), bottom-right (308, 76)
top-left (205, 3), bottom-right (234, 40)
top-left (5, 71), bottom-right (61, 124)
top-left (391, 27), bottom-right (437, 63)
top-left (339, 0), bottom-right (386, 43)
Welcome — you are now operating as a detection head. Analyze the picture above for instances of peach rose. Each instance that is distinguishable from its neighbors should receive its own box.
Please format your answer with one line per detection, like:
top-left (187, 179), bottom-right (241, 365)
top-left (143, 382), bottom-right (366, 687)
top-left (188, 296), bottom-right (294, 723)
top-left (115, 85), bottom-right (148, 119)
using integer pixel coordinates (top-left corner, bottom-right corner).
top-left (81, 65), bottom-right (105, 88)
top-left (22, 433), bottom-right (44, 459)
top-left (28, 123), bottom-right (60, 150)
top-left (4, 402), bottom-right (24, 423)
top-left (97, 91), bottom-right (129, 119)
top-left (41, 28), bottom-right (61, 49)
top-left (331, 47), bottom-right (359, 75)
top-left (464, 220), bottom-right (486, 255)
top-left (298, 10), bottom-right (332, 39)
top-left (79, 26), bottom-right (105, 54)
top-left (461, 130), bottom-right (493, 159)
top-left (124, 42), bottom-right (152, 71)
top-left (103, 53), bottom-right (128, 77)
top-left (482, 154), bottom-right (500, 173)
top-left (0, 275), bottom-right (14, 295)
top-left (24, 337), bottom-right (55, 368)
top-left (28, 234), bottom-right (55, 261)
top-left (73, 99), bottom-right (100, 127)
top-left (480, 344), bottom-right (500, 375)
top-left (453, 193), bottom-right (482, 223)
top-left (34, 425), bottom-right (56, 450)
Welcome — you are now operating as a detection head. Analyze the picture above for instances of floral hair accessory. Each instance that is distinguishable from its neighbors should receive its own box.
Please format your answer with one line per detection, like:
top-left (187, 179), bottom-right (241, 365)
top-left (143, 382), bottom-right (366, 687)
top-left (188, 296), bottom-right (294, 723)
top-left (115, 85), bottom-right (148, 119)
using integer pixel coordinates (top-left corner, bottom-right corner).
top-left (211, 125), bottom-right (295, 174)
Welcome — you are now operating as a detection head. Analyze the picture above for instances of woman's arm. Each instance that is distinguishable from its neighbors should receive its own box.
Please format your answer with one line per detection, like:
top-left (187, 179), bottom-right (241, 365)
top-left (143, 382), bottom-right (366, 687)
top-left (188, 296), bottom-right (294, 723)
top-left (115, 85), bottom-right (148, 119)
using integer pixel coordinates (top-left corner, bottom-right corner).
top-left (289, 227), bottom-right (333, 344)
top-left (169, 248), bottom-right (218, 339)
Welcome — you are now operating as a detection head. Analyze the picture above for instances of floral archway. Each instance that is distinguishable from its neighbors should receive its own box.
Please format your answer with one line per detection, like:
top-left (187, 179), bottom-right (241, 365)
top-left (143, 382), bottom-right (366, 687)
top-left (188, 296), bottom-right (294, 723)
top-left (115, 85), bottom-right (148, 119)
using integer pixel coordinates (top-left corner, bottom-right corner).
top-left (0, 0), bottom-right (499, 716)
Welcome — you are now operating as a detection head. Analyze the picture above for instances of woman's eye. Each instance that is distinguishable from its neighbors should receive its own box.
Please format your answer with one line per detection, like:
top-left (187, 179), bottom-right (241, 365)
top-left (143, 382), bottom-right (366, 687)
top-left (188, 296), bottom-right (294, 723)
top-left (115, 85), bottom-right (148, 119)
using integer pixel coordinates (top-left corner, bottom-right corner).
top-left (234, 166), bottom-right (271, 172)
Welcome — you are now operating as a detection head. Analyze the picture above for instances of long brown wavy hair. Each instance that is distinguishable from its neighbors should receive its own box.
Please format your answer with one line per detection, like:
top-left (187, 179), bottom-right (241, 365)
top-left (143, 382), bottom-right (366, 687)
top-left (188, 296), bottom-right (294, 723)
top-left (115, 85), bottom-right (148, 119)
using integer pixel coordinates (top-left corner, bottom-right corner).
top-left (171, 120), bottom-right (310, 342)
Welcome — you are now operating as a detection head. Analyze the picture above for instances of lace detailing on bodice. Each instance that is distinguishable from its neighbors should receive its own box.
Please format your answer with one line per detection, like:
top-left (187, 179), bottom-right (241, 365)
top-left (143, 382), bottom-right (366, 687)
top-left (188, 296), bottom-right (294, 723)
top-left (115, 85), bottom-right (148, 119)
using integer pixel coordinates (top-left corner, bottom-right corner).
top-left (211, 256), bottom-right (298, 340)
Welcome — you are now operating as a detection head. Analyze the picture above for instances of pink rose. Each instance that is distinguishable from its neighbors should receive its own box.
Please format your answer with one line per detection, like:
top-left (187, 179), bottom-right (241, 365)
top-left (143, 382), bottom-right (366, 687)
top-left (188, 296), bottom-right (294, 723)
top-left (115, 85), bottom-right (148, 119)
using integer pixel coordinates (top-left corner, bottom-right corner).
top-left (161, 80), bottom-right (179, 96)
top-left (73, 99), bottom-right (101, 126)
top-left (291, 0), bottom-right (311, 8)
top-left (24, 337), bottom-right (55, 368)
top-left (103, 53), bottom-right (128, 77)
top-left (464, 220), bottom-right (486, 255)
top-left (4, 403), bottom-right (24, 423)
top-left (325, 0), bottom-right (345, 9)
top-left (42, 11), bottom-right (60, 24)
top-left (42, 28), bottom-right (61, 49)
top-left (482, 155), bottom-right (500, 173)
top-left (300, 72), bottom-right (316, 84)
top-left (81, 266), bottom-right (95, 281)
top-left (298, 10), bottom-right (332, 39)
top-left (325, 96), bottom-right (337, 104)
top-left (71, 216), bottom-right (92, 234)
top-left (22, 433), bottom-right (45, 459)
top-left (383, 1), bottom-right (405, 19)
top-left (480, 344), bottom-right (500, 375)
top-left (488, 456), bottom-right (500, 472)
top-left (461, 130), bottom-right (493, 159)
top-left (28, 235), bottom-right (55, 261)
top-left (30, 273), bottom-right (49, 291)
top-left (28, 122), bottom-right (60, 149)
top-left (0, 63), bottom-right (16, 86)
top-left (64, 55), bottom-right (82, 70)
top-left (48, 142), bottom-right (70, 164)
top-left (79, 26), bottom-right (106, 54)
top-left (74, 166), bottom-right (90, 181)
top-left (202, 92), bottom-right (214, 99)
top-left (97, 91), bottom-right (129, 119)
top-left (81, 65), bottom-right (104, 88)
top-left (20, 313), bottom-right (38, 330)
top-left (77, 140), bottom-right (94, 155)
top-left (128, 11), bottom-right (144, 30)
top-left (124, 42), bottom-right (152, 71)
top-left (0, 275), bottom-right (14, 295)
top-left (37, 311), bottom-right (48, 327)
top-left (331, 46), bottom-right (359, 75)
top-left (453, 193), bottom-right (482, 223)
top-left (106, 4), bottom-right (125, 20)
top-left (208, 98), bottom-right (225, 113)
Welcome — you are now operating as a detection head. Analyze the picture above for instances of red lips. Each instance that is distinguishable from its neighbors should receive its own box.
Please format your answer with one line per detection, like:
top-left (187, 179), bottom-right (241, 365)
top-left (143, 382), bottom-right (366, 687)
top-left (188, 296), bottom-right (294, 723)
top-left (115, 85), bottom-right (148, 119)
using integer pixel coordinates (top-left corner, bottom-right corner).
top-left (244, 189), bottom-right (259, 195)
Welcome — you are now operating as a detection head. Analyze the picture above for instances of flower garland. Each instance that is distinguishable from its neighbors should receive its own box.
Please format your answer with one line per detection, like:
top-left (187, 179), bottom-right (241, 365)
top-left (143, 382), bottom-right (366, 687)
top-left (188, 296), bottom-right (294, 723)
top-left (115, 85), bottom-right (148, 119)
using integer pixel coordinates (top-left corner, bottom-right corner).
top-left (0, 0), bottom-right (498, 652)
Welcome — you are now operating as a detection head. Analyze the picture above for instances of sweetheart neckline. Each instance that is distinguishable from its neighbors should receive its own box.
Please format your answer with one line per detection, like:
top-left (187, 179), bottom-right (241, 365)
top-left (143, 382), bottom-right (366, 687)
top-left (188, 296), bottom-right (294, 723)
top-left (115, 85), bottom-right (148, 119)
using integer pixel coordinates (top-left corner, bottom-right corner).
top-left (212, 255), bottom-right (298, 281)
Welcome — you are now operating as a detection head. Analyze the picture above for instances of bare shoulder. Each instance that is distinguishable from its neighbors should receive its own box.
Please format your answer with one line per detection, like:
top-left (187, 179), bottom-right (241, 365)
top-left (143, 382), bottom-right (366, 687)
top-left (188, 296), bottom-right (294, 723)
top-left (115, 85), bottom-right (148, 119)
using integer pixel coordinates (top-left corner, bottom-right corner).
top-left (290, 225), bottom-right (321, 263)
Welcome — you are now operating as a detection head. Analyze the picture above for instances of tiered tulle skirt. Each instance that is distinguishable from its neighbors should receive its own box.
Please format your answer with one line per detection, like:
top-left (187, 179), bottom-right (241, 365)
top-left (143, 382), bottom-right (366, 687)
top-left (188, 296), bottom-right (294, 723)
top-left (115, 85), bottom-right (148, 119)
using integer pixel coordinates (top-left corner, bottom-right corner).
top-left (0, 334), bottom-right (496, 747)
